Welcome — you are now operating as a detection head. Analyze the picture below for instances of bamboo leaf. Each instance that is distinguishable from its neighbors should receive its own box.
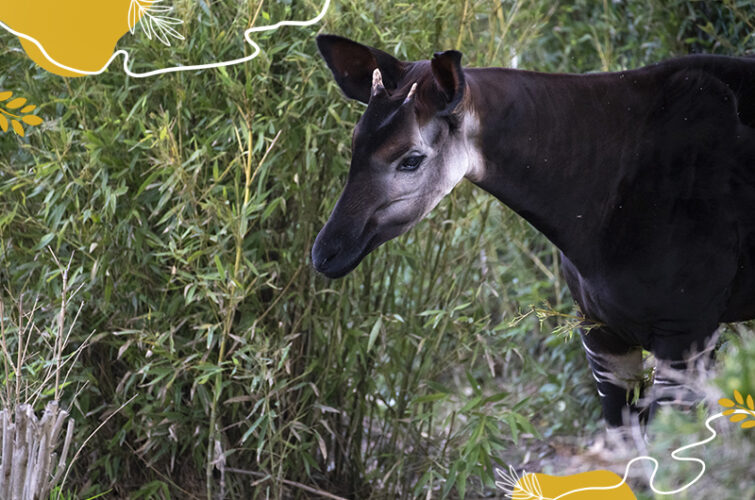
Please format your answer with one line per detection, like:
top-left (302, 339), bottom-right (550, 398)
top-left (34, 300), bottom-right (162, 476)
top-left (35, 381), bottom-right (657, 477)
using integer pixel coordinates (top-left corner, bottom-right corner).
top-left (317, 434), bottom-right (327, 460)
top-left (367, 316), bottom-right (382, 352)
top-left (213, 255), bottom-right (225, 278)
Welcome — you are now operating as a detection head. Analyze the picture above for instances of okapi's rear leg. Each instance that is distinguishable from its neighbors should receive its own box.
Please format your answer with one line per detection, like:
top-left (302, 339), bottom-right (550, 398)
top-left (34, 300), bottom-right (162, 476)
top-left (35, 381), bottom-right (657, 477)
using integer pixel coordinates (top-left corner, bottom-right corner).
top-left (580, 329), bottom-right (646, 427)
top-left (646, 334), bottom-right (715, 421)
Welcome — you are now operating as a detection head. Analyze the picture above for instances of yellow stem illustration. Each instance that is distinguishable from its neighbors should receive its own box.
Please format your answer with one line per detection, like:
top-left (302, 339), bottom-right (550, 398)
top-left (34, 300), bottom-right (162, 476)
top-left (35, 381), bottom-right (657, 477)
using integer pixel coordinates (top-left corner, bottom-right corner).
top-left (0, 108), bottom-right (21, 119)
top-left (736, 405), bottom-right (755, 419)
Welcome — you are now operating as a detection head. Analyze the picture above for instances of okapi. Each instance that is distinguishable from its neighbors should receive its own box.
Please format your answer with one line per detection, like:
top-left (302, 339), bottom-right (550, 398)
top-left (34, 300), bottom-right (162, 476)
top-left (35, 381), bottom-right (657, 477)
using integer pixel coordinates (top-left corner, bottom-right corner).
top-left (310, 34), bottom-right (755, 427)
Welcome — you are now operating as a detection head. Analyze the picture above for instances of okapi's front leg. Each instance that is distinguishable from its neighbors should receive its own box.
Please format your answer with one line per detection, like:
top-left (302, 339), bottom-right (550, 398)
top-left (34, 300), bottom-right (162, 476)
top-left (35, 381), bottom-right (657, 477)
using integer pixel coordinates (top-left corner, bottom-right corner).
top-left (580, 329), bottom-right (646, 427)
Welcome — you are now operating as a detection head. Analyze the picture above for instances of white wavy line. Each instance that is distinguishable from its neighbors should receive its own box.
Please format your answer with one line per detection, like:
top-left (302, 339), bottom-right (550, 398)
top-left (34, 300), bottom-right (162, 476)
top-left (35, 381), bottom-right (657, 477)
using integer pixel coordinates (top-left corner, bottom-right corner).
top-left (498, 409), bottom-right (751, 499)
top-left (0, 0), bottom-right (330, 78)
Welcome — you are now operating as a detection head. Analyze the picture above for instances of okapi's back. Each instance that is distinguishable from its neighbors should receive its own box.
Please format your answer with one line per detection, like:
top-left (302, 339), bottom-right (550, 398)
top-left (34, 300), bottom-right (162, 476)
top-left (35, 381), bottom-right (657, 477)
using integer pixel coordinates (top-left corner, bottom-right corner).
top-left (659, 54), bottom-right (755, 128)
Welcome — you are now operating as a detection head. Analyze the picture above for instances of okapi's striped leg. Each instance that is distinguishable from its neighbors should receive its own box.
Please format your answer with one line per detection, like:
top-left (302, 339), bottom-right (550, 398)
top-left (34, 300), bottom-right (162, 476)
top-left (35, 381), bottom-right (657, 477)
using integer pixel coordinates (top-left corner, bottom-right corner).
top-left (580, 330), bottom-right (645, 427)
top-left (647, 350), bottom-right (711, 420)
top-left (647, 359), bottom-right (695, 419)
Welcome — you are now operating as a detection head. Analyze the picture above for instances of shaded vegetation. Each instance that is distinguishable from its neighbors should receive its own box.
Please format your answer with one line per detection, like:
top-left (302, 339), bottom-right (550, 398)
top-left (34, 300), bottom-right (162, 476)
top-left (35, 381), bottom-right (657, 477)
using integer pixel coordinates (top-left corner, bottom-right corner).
top-left (1, 0), bottom-right (753, 498)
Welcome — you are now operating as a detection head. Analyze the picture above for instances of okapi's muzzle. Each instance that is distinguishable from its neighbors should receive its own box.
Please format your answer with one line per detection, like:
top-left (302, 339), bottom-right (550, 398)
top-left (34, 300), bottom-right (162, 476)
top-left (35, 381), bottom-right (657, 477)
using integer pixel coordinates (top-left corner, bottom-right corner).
top-left (311, 177), bottom-right (377, 278)
top-left (311, 213), bottom-right (410, 279)
top-left (311, 195), bottom-right (394, 279)
top-left (311, 212), bottom-right (376, 279)
top-left (311, 232), bottom-right (355, 279)
top-left (311, 222), bottom-right (355, 279)
top-left (310, 230), bottom-right (345, 278)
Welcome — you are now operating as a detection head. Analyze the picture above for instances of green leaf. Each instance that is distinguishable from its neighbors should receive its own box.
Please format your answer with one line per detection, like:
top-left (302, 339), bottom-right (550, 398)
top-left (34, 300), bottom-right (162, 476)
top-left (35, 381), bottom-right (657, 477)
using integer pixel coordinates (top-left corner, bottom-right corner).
top-left (367, 316), bottom-right (382, 352)
top-left (482, 391), bottom-right (509, 405)
top-left (214, 255), bottom-right (226, 278)
top-left (34, 232), bottom-right (55, 250)
top-left (507, 413), bottom-right (519, 445)
top-left (460, 395), bottom-right (482, 413)
top-left (413, 392), bottom-right (448, 404)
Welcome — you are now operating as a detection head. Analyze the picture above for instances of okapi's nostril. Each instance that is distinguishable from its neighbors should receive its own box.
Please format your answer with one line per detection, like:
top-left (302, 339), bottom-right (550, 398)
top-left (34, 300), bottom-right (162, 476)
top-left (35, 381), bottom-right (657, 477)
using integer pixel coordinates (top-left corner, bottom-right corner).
top-left (312, 241), bottom-right (341, 271)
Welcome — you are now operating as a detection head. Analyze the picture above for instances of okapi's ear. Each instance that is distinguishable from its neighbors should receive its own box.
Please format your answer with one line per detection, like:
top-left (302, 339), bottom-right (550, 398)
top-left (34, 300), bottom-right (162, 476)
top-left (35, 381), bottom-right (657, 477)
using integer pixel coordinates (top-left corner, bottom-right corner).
top-left (431, 50), bottom-right (465, 117)
top-left (317, 34), bottom-right (406, 104)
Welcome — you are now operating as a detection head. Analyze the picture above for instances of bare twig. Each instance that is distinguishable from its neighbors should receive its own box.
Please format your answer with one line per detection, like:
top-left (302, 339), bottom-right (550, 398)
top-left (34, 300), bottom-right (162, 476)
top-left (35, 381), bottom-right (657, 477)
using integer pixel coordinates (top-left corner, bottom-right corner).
top-left (57, 394), bottom-right (139, 498)
top-left (225, 467), bottom-right (350, 500)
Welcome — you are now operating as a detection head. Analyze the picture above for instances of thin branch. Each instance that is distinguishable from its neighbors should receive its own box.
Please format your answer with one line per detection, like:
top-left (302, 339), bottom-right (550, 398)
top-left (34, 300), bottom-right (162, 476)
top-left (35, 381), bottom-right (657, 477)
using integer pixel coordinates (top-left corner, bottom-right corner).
top-left (225, 468), bottom-right (350, 500)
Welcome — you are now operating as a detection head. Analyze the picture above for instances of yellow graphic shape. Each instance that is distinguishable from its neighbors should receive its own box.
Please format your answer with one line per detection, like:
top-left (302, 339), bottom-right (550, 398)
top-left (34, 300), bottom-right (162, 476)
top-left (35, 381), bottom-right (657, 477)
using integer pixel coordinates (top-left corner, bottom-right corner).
top-left (0, 90), bottom-right (44, 137)
top-left (514, 470), bottom-right (636, 500)
top-left (0, 0), bottom-right (143, 77)
top-left (719, 389), bottom-right (755, 429)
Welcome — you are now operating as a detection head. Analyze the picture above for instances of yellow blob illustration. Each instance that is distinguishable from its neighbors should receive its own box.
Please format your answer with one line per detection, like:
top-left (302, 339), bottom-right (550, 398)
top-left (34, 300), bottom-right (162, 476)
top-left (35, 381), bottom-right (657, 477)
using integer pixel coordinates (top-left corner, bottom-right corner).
top-left (0, 0), bottom-right (142, 77)
top-left (514, 470), bottom-right (636, 500)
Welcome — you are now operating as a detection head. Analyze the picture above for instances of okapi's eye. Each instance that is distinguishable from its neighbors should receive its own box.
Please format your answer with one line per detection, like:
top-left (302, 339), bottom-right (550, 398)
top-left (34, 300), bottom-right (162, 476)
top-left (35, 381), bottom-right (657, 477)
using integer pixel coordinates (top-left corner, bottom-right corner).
top-left (397, 155), bottom-right (425, 172)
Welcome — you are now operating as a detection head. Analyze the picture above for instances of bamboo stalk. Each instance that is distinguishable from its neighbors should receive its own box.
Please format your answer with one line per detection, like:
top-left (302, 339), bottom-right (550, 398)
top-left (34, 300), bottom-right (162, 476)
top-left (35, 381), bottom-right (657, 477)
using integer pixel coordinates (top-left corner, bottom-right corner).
top-left (1, 410), bottom-right (9, 495)
top-left (0, 402), bottom-right (74, 500)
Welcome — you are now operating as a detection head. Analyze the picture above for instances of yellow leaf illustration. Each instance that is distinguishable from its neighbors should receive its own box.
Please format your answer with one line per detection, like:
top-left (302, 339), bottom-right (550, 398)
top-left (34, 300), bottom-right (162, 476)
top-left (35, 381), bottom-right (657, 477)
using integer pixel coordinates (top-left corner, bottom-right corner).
top-left (747, 394), bottom-right (754, 411)
top-left (719, 398), bottom-right (735, 408)
top-left (722, 409), bottom-right (737, 416)
top-left (742, 421), bottom-right (755, 429)
top-left (22, 115), bottom-right (43, 126)
top-left (734, 390), bottom-right (744, 405)
top-left (730, 413), bottom-right (747, 423)
top-left (0, 91), bottom-right (44, 136)
top-left (6, 97), bottom-right (27, 110)
top-left (11, 119), bottom-right (24, 137)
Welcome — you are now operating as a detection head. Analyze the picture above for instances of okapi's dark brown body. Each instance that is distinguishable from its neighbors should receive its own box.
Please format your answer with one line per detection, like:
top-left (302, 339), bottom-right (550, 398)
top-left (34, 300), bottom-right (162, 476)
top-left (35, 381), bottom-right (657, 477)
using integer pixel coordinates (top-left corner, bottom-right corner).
top-left (312, 35), bottom-right (755, 426)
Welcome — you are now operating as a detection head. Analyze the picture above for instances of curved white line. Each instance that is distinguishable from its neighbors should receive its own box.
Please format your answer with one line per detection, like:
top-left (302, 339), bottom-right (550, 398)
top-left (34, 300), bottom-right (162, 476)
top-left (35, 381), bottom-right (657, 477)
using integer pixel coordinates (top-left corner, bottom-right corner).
top-left (548, 410), bottom-right (749, 499)
top-left (0, 0), bottom-right (330, 78)
top-left (497, 409), bottom-right (750, 499)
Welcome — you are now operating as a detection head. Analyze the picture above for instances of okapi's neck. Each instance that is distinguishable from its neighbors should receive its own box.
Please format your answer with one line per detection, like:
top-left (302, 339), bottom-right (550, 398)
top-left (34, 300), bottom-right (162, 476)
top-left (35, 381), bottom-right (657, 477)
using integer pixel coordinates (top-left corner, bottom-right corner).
top-left (465, 68), bottom-right (645, 272)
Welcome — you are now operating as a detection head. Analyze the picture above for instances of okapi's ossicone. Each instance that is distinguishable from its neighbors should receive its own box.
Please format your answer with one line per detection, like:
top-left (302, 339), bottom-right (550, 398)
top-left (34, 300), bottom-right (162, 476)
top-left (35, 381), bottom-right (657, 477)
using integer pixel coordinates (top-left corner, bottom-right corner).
top-left (311, 34), bottom-right (755, 427)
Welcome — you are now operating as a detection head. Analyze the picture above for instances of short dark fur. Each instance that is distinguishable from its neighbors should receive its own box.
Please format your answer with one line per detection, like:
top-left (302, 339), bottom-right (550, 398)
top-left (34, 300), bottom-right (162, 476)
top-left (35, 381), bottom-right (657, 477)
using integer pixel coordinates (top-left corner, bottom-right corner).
top-left (312, 35), bottom-right (755, 427)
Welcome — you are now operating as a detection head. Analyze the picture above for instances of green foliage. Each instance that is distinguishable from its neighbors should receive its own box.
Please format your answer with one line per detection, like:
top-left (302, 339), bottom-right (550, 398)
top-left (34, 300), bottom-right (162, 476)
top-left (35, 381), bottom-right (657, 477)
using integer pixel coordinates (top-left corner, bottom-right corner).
top-left (634, 325), bottom-right (755, 500)
top-left (0, 0), bottom-right (753, 498)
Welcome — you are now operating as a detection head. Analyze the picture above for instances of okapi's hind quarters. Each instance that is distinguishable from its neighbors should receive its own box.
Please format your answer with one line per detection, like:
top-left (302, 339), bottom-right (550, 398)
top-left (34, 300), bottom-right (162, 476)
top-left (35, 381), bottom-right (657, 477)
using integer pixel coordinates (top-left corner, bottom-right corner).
top-left (311, 34), bottom-right (755, 428)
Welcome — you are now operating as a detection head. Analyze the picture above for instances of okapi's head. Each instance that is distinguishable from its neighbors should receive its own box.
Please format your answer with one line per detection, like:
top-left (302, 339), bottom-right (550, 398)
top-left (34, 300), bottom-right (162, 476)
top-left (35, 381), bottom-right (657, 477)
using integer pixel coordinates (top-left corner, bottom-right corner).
top-left (311, 35), bottom-right (483, 278)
